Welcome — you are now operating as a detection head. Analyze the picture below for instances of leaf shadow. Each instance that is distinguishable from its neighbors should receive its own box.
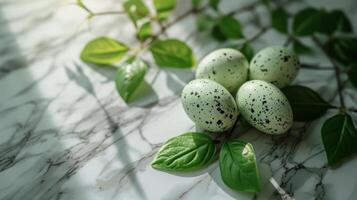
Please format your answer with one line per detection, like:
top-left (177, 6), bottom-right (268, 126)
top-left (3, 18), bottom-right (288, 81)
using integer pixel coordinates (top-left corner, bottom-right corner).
top-left (163, 68), bottom-right (195, 94)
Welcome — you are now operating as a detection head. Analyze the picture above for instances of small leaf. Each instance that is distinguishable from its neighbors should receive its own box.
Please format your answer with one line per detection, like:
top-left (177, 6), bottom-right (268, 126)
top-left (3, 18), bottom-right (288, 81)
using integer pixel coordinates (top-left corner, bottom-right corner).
top-left (209, 0), bottom-right (220, 10)
top-left (149, 39), bottom-right (195, 68)
top-left (115, 59), bottom-right (147, 102)
top-left (153, 0), bottom-right (176, 20)
top-left (137, 22), bottom-right (152, 41)
top-left (271, 7), bottom-right (289, 33)
top-left (347, 63), bottom-right (357, 88)
top-left (327, 37), bottom-right (357, 66)
top-left (81, 37), bottom-right (129, 65)
top-left (293, 39), bottom-right (313, 55)
top-left (321, 114), bottom-right (357, 166)
top-left (219, 140), bottom-right (261, 192)
top-left (192, 0), bottom-right (203, 8)
top-left (217, 16), bottom-right (244, 39)
top-left (196, 14), bottom-right (215, 32)
top-left (211, 25), bottom-right (227, 41)
top-left (123, 0), bottom-right (149, 25)
top-left (239, 43), bottom-right (254, 61)
top-left (293, 8), bottom-right (324, 36)
top-left (151, 132), bottom-right (217, 172)
top-left (282, 85), bottom-right (333, 121)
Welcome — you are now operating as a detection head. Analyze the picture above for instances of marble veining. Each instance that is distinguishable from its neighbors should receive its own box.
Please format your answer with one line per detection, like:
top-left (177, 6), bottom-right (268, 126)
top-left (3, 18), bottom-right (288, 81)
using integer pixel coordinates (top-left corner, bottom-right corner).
top-left (0, 0), bottom-right (357, 200)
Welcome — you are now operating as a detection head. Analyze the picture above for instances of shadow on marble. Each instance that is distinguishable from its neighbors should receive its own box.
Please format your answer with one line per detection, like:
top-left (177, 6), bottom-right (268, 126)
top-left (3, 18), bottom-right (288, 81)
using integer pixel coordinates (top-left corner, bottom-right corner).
top-left (0, 11), bottom-right (93, 200)
top-left (163, 68), bottom-right (195, 94)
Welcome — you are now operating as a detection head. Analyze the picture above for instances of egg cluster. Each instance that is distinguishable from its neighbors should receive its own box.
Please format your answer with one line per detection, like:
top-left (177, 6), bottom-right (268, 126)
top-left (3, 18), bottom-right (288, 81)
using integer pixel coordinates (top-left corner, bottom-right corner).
top-left (181, 46), bottom-right (299, 134)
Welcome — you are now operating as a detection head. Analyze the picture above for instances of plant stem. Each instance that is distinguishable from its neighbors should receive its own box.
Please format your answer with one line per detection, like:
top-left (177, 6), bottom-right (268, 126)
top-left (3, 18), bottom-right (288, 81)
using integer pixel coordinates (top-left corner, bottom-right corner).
top-left (227, 1), bottom-right (260, 16)
top-left (247, 27), bottom-right (269, 42)
top-left (77, 0), bottom-right (93, 15)
top-left (312, 36), bottom-right (345, 108)
top-left (93, 11), bottom-right (125, 16)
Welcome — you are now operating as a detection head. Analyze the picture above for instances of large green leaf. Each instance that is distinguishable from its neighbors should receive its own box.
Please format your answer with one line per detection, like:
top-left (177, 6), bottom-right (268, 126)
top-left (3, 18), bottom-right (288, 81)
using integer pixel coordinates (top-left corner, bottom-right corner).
top-left (81, 37), bottom-right (129, 65)
top-left (219, 140), bottom-right (261, 192)
top-left (217, 16), bottom-right (244, 39)
top-left (123, 0), bottom-right (149, 25)
top-left (347, 63), bottom-right (357, 88)
top-left (137, 22), bottom-right (152, 41)
top-left (327, 37), bottom-right (357, 66)
top-left (293, 39), bottom-right (313, 55)
top-left (321, 114), bottom-right (357, 166)
top-left (282, 85), bottom-right (333, 121)
top-left (293, 8), bottom-right (352, 36)
top-left (115, 59), bottom-right (147, 102)
top-left (320, 10), bottom-right (353, 35)
top-left (151, 132), bottom-right (217, 172)
top-left (149, 39), bottom-right (195, 68)
top-left (271, 7), bottom-right (289, 33)
top-left (153, 0), bottom-right (176, 20)
top-left (293, 8), bottom-right (324, 36)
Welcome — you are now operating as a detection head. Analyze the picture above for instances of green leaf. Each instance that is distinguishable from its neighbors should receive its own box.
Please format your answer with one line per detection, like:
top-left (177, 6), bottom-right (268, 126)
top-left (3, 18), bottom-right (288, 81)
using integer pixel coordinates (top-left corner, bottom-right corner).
top-left (149, 39), bottom-right (195, 68)
top-left (137, 22), bottom-right (152, 41)
top-left (239, 43), bottom-right (254, 61)
top-left (219, 140), bottom-right (261, 192)
top-left (211, 25), bottom-right (227, 41)
top-left (81, 37), bottom-right (129, 65)
top-left (293, 8), bottom-right (324, 36)
top-left (293, 39), bottom-right (313, 55)
top-left (327, 37), bottom-right (357, 66)
top-left (347, 63), bottom-right (357, 88)
top-left (321, 114), bottom-right (357, 166)
top-left (271, 7), bottom-right (289, 33)
top-left (321, 10), bottom-right (353, 35)
top-left (192, 0), bottom-right (203, 8)
top-left (293, 8), bottom-right (352, 36)
top-left (282, 85), bottom-right (333, 121)
top-left (217, 16), bottom-right (244, 39)
top-left (115, 59), bottom-right (147, 102)
top-left (123, 0), bottom-right (149, 25)
top-left (209, 0), bottom-right (220, 10)
top-left (151, 132), bottom-right (217, 172)
top-left (153, 0), bottom-right (176, 20)
top-left (196, 14), bottom-right (215, 32)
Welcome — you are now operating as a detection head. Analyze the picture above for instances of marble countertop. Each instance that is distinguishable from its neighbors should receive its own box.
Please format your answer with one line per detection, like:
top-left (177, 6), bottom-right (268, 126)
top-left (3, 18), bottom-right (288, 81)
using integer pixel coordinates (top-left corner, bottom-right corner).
top-left (0, 0), bottom-right (357, 199)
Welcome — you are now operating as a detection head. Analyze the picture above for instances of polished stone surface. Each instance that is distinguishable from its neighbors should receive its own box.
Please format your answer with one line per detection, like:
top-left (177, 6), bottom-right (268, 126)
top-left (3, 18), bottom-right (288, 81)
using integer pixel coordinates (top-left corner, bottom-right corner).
top-left (0, 0), bottom-right (357, 199)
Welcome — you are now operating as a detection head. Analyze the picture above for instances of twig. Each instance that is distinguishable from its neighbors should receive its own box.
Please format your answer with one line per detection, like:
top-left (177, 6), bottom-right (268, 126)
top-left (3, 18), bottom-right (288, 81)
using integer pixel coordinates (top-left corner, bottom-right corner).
top-left (227, 1), bottom-right (260, 16)
top-left (247, 27), bottom-right (268, 42)
top-left (92, 11), bottom-right (125, 16)
top-left (312, 36), bottom-right (345, 108)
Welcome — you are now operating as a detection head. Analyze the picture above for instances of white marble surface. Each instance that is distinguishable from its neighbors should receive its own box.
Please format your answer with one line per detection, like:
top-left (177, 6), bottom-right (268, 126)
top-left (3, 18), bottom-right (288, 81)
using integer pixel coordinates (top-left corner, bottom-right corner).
top-left (0, 0), bottom-right (357, 199)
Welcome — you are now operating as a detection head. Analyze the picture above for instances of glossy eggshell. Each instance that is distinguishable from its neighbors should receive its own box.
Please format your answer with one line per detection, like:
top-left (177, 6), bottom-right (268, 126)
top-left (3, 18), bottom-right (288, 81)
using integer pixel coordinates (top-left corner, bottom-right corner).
top-left (181, 79), bottom-right (238, 132)
top-left (196, 48), bottom-right (249, 94)
top-left (249, 46), bottom-right (299, 88)
top-left (236, 80), bottom-right (293, 135)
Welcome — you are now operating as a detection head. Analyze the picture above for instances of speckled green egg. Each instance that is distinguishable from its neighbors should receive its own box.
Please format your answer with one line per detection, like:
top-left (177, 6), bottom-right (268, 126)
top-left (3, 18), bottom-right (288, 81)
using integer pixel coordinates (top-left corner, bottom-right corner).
top-left (249, 46), bottom-right (299, 88)
top-left (196, 48), bottom-right (249, 94)
top-left (236, 80), bottom-right (293, 135)
top-left (181, 79), bottom-right (239, 132)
